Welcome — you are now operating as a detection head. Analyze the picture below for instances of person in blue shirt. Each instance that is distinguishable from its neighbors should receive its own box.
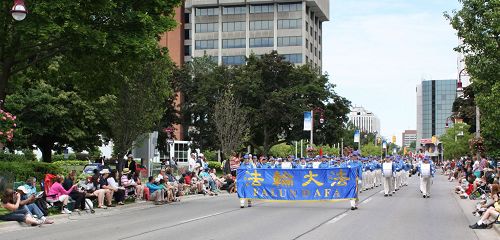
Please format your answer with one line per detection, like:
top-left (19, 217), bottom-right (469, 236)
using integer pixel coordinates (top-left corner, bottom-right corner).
top-left (348, 151), bottom-right (363, 210)
top-left (296, 158), bottom-right (308, 169)
top-left (319, 157), bottom-right (330, 169)
top-left (239, 156), bottom-right (254, 208)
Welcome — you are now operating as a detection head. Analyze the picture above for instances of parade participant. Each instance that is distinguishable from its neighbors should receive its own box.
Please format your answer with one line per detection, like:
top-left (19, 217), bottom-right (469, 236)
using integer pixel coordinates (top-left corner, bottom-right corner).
top-left (418, 157), bottom-right (435, 198)
top-left (383, 156), bottom-right (395, 197)
top-left (348, 151), bottom-right (363, 210)
top-left (374, 158), bottom-right (382, 187)
top-left (319, 157), bottom-right (330, 168)
top-left (297, 158), bottom-right (308, 169)
top-left (239, 156), bottom-right (254, 208)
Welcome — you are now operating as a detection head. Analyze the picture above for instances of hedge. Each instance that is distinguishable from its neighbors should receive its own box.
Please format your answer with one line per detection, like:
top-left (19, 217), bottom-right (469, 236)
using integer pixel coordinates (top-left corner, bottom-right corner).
top-left (207, 161), bottom-right (222, 170)
top-left (0, 161), bottom-right (62, 184)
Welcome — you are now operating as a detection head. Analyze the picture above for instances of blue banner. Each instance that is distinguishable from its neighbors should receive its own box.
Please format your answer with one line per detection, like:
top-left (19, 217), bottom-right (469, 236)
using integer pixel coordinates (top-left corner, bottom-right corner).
top-left (237, 168), bottom-right (358, 201)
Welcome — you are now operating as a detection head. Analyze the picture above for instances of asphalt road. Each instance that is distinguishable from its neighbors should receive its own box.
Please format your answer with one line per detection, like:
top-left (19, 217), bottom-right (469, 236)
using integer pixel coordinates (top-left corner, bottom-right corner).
top-left (2, 175), bottom-right (490, 240)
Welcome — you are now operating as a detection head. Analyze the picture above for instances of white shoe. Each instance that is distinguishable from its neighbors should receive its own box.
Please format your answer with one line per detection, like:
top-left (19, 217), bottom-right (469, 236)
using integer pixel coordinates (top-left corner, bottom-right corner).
top-left (61, 208), bottom-right (72, 214)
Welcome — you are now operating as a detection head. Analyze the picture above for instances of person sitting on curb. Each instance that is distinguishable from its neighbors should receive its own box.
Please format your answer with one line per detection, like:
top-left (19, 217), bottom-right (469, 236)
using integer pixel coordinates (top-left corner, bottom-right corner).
top-left (62, 170), bottom-right (87, 212)
top-left (82, 175), bottom-right (110, 209)
top-left (1, 189), bottom-right (43, 226)
top-left (98, 169), bottom-right (117, 207)
top-left (106, 170), bottom-right (126, 205)
top-left (146, 176), bottom-right (166, 205)
top-left (48, 175), bottom-right (77, 214)
top-left (16, 186), bottom-right (54, 224)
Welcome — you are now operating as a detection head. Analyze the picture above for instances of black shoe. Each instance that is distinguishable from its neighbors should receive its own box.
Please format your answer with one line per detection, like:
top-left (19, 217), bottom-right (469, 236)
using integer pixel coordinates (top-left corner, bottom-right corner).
top-left (354, 207), bottom-right (358, 210)
top-left (389, 194), bottom-right (392, 196)
top-left (384, 194), bottom-right (388, 197)
top-left (351, 207), bottom-right (356, 211)
top-left (240, 206), bottom-right (244, 208)
top-left (247, 204), bottom-right (252, 208)
top-left (423, 195), bottom-right (426, 198)
top-left (470, 223), bottom-right (487, 229)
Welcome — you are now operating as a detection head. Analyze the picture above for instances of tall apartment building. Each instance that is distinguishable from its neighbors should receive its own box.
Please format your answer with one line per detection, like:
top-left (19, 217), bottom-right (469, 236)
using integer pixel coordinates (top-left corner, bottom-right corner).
top-left (416, 79), bottom-right (457, 147)
top-left (402, 130), bottom-right (417, 148)
top-left (348, 106), bottom-right (381, 134)
top-left (183, 0), bottom-right (329, 70)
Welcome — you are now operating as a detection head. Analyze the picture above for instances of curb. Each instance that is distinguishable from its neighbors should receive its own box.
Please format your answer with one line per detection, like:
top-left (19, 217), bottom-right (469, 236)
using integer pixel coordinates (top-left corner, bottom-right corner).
top-left (0, 192), bottom-right (233, 231)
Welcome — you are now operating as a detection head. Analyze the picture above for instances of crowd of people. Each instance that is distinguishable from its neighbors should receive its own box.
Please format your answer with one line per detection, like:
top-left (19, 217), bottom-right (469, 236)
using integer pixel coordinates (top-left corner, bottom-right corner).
top-left (0, 154), bottom-right (236, 227)
top-left (444, 157), bottom-right (500, 229)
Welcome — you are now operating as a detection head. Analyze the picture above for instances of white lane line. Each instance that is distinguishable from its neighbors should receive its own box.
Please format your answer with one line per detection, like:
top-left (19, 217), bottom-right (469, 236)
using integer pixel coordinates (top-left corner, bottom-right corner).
top-left (326, 213), bottom-right (348, 224)
top-left (178, 212), bottom-right (225, 224)
top-left (363, 197), bottom-right (373, 204)
top-left (379, 190), bottom-right (384, 194)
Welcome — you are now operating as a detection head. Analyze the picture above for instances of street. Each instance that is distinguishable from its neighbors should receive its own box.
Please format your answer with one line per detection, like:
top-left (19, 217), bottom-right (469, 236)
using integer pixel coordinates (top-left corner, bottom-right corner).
top-left (3, 175), bottom-right (492, 240)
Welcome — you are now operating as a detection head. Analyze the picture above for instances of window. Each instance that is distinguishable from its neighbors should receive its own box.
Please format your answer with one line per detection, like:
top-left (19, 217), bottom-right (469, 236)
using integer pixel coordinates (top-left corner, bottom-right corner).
top-left (195, 7), bottom-right (219, 16)
top-left (195, 39), bottom-right (218, 49)
top-left (319, 35), bottom-right (321, 45)
top-left (250, 4), bottom-right (274, 13)
top-left (306, 39), bottom-right (308, 48)
top-left (315, 31), bottom-right (317, 40)
top-left (223, 6), bottom-right (246, 15)
top-left (184, 29), bottom-right (191, 40)
top-left (195, 23), bottom-right (218, 33)
top-left (222, 38), bottom-right (246, 49)
top-left (209, 56), bottom-right (218, 63)
top-left (305, 56), bottom-right (309, 63)
top-left (278, 3), bottom-right (302, 12)
top-left (278, 19), bottom-right (302, 29)
top-left (314, 47), bottom-right (317, 56)
top-left (250, 20), bottom-right (273, 30)
top-left (223, 21), bottom-right (245, 32)
top-left (310, 43), bottom-right (313, 52)
top-left (282, 54), bottom-right (302, 64)
top-left (306, 22), bottom-right (309, 32)
top-left (184, 13), bottom-right (190, 23)
top-left (250, 37), bottom-right (273, 48)
top-left (222, 56), bottom-right (246, 65)
top-left (310, 26), bottom-right (313, 36)
top-left (277, 36), bottom-right (302, 46)
top-left (184, 45), bottom-right (191, 56)
top-left (319, 51), bottom-right (321, 60)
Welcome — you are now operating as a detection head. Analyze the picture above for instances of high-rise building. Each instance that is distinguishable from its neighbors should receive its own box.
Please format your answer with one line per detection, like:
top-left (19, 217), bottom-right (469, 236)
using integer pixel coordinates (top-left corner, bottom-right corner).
top-left (184, 0), bottom-right (329, 69)
top-left (416, 79), bottom-right (457, 147)
top-left (402, 130), bottom-right (417, 148)
top-left (348, 106), bottom-right (380, 134)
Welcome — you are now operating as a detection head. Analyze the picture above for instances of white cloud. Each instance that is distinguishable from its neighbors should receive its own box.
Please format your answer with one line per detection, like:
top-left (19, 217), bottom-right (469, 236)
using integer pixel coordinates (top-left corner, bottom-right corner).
top-left (323, 1), bottom-right (459, 145)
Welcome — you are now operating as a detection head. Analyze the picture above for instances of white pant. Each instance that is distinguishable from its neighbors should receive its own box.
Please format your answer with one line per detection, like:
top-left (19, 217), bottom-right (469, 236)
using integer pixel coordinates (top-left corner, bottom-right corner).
top-left (421, 177), bottom-right (431, 196)
top-left (383, 176), bottom-right (394, 194)
top-left (240, 199), bottom-right (252, 206)
top-left (375, 170), bottom-right (382, 187)
top-left (350, 180), bottom-right (361, 207)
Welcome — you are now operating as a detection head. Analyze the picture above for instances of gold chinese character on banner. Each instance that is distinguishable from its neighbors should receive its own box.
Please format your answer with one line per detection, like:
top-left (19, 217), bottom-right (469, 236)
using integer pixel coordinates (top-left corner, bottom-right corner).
top-left (302, 171), bottom-right (324, 187)
top-left (329, 169), bottom-right (350, 187)
top-left (273, 171), bottom-right (294, 187)
top-left (245, 170), bottom-right (264, 186)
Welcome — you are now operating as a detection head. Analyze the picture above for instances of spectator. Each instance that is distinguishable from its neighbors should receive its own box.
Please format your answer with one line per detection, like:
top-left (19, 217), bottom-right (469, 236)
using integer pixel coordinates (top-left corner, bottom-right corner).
top-left (107, 170), bottom-right (126, 205)
top-left (188, 153), bottom-right (197, 173)
top-left (0, 189), bottom-right (43, 226)
top-left (98, 169), bottom-right (118, 207)
top-left (121, 169), bottom-right (145, 201)
top-left (48, 175), bottom-right (76, 214)
top-left (220, 174), bottom-right (235, 193)
top-left (199, 169), bottom-right (218, 196)
top-left (62, 170), bottom-right (87, 212)
top-left (165, 168), bottom-right (181, 201)
top-left (230, 153), bottom-right (241, 177)
top-left (146, 176), bottom-right (165, 205)
top-left (82, 175), bottom-right (110, 209)
top-left (187, 171), bottom-right (204, 194)
top-left (16, 186), bottom-right (53, 224)
top-left (126, 154), bottom-right (137, 175)
top-left (209, 169), bottom-right (224, 189)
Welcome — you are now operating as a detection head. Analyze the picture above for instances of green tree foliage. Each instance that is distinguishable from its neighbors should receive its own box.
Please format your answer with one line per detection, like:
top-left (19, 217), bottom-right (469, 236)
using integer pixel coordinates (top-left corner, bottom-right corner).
top-left (269, 143), bottom-right (294, 157)
top-left (172, 52), bottom-right (351, 155)
top-left (0, 0), bottom-right (181, 103)
top-left (446, 0), bottom-right (500, 157)
top-left (361, 143), bottom-right (382, 157)
top-left (440, 123), bottom-right (473, 159)
top-left (452, 86), bottom-right (476, 133)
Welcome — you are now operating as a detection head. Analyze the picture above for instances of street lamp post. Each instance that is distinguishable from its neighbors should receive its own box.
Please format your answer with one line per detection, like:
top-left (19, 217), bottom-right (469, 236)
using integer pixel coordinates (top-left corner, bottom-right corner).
top-left (10, 0), bottom-right (27, 21)
top-left (309, 107), bottom-right (324, 146)
top-left (458, 68), bottom-right (481, 159)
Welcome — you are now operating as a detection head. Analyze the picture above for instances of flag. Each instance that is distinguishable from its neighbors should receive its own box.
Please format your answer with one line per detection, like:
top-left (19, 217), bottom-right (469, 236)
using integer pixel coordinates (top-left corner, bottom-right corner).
top-left (304, 111), bottom-right (312, 131)
top-left (354, 130), bottom-right (360, 143)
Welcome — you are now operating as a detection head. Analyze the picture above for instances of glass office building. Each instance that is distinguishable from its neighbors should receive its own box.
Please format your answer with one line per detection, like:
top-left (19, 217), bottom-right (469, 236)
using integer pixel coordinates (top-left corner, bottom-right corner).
top-left (416, 79), bottom-right (457, 146)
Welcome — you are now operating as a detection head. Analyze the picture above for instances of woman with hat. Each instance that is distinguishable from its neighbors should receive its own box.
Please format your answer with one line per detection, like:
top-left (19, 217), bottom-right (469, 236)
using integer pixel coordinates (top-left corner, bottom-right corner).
top-left (121, 168), bottom-right (145, 201)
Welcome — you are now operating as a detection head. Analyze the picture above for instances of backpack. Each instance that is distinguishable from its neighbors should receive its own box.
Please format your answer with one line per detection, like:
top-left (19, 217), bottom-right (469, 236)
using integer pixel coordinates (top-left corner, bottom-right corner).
top-left (35, 198), bottom-right (49, 216)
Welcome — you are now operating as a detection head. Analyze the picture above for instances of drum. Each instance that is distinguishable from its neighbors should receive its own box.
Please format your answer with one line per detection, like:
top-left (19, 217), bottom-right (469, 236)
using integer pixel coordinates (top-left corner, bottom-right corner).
top-left (382, 163), bottom-right (393, 177)
top-left (312, 162), bottom-right (321, 169)
top-left (421, 164), bottom-right (431, 177)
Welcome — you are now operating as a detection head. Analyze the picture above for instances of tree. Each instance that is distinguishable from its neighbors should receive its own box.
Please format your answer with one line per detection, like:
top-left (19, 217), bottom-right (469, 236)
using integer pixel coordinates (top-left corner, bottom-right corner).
top-left (440, 123), bottom-right (473, 159)
top-left (446, 0), bottom-right (500, 157)
top-left (452, 85), bottom-right (476, 133)
top-left (361, 143), bottom-right (382, 157)
top-left (105, 58), bottom-right (173, 164)
top-left (0, 0), bottom-right (181, 105)
top-left (269, 143), bottom-right (294, 157)
top-left (214, 90), bottom-right (248, 161)
top-left (5, 81), bottom-right (103, 162)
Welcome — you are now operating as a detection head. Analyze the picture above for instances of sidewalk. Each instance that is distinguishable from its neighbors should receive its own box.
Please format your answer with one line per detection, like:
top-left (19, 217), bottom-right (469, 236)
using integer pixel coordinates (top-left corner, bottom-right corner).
top-left (447, 176), bottom-right (500, 240)
top-left (0, 192), bottom-right (231, 233)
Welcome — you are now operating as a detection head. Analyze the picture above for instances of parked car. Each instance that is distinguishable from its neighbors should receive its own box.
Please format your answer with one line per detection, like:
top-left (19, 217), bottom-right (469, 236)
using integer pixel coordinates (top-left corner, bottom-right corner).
top-left (83, 163), bottom-right (112, 175)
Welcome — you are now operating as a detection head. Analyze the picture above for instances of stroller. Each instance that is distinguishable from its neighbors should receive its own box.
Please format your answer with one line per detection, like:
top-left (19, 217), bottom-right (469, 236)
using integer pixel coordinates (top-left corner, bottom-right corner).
top-left (469, 183), bottom-right (490, 200)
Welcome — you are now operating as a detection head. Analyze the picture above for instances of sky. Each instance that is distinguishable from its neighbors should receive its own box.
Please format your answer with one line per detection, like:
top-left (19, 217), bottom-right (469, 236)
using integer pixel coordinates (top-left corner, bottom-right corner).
top-left (322, 0), bottom-right (461, 145)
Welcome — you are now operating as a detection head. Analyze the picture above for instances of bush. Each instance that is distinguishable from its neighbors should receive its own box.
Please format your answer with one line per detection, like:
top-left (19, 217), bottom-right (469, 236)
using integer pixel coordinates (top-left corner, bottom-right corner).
top-left (203, 150), bottom-right (218, 162)
top-left (52, 153), bottom-right (77, 162)
top-left (0, 153), bottom-right (30, 162)
top-left (207, 161), bottom-right (221, 170)
top-left (0, 161), bottom-right (62, 184)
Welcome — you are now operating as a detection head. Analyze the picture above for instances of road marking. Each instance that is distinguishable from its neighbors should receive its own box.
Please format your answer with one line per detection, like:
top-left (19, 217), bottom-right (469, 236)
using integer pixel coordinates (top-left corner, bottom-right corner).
top-left (379, 190), bottom-right (384, 194)
top-left (327, 213), bottom-right (348, 224)
top-left (179, 212), bottom-right (225, 224)
top-left (363, 197), bottom-right (372, 204)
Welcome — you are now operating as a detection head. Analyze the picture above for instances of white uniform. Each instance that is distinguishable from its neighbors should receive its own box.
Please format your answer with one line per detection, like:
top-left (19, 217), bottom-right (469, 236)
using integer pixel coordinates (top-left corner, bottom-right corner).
top-left (420, 162), bottom-right (432, 197)
top-left (382, 161), bottom-right (394, 195)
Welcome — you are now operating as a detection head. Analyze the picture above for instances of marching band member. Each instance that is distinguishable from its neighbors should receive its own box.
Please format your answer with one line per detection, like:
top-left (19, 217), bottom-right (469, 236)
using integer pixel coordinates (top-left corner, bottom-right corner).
top-left (239, 155), bottom-right (254, 208)
top-left (348, 151), bottom-right (363, 210)
top-left (383, 156), bottom-right (395, 197)
top-left (418, 157), bottom-right (435, 198)
top-left (319, 157), bottom-right (330, 168)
